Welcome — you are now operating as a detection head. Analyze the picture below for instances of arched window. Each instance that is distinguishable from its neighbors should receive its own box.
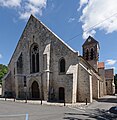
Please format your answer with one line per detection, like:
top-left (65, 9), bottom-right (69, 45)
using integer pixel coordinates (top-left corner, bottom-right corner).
top-left (17, 53), bottom-right (23, 74)
top-left (90, 48), bottom-right (94, 60)
top-left (85, 49), bottom-right (89, 60)
top-left (30, 43), bottom-right (39, 73)
top-left (59, 58), bottom-right (65, 73)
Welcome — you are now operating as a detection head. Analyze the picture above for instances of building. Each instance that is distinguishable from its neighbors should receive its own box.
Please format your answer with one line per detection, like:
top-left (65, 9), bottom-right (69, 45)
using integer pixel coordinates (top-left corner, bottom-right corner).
top-left (2, 15), bottom-right (115, 103)
top-left (105, 69), bottom-right (115, 95)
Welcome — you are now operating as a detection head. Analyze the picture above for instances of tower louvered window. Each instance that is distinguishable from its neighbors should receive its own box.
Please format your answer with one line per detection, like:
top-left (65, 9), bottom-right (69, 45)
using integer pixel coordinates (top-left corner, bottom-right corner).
top-left (90, 48), bottom-right (94, 60)
top-left (86, 49), bottom-right (89, 60)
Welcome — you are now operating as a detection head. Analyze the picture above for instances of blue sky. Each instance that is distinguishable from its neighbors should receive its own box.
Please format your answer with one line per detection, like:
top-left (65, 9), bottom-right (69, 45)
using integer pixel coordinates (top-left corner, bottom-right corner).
top-left (0, 0), bottom-right (117, 73)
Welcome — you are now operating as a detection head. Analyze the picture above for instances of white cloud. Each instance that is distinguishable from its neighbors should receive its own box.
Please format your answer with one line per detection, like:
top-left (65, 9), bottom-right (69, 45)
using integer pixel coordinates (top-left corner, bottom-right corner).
top-left (19, 0), bottom-right (47, 20)
top-left (0, 0), bottom-right (21, 7)
top-left (77, 0), bottom-right (88, 11)
top-left (0, 0), bottom-right (47, 20)
top-left (106, 59), bottom-right (117, 66)
top-left (78, 0), bottom-right (117, 39)
top-left (0, 53), bottom-right (2, 59)
top-left (68, 18), bottom-right (75, 23)
top-left (29, 0), bottom-right (47, 7)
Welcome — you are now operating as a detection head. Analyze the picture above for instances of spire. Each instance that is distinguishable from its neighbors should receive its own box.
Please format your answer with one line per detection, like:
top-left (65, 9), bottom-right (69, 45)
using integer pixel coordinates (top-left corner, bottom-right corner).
top-left (82, 36), bottom-right (99, 48)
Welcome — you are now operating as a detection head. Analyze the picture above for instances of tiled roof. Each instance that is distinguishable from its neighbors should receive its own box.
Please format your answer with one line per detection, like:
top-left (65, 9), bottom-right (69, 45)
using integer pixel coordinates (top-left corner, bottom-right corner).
top-left (98, 62), bottom-right (105, 69)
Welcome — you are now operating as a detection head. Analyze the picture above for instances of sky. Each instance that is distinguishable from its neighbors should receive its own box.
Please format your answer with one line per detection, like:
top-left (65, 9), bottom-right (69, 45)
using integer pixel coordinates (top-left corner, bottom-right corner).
top-left (0, 0), bottom-right (117, 73)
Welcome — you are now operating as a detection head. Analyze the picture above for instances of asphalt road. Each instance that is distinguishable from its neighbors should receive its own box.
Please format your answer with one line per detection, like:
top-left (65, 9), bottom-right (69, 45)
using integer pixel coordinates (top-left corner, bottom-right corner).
top-left (0, 95), bottom-right (117, 120)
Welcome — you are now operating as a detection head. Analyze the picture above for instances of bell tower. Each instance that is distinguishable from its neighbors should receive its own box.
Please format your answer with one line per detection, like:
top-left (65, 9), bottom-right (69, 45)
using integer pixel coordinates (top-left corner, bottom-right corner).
top-left (82, 36), bottom-right (100, 71)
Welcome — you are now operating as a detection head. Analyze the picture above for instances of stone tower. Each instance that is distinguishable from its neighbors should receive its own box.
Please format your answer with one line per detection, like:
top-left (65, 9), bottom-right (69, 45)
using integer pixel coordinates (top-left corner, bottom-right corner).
top-left (82, 36), bottom-right (100, 71)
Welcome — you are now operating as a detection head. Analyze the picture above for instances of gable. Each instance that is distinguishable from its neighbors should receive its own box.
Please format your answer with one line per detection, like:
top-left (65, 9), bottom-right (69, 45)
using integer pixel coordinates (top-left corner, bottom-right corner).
top-left (8, 15), bottom-right (77, 66)
top-left (82, 36), bottom-right (99, 47)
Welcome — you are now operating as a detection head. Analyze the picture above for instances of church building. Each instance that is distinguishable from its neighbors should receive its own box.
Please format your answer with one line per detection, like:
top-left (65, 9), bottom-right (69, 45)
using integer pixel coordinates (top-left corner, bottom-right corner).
top-left (2, 15), bottom-right (115, 103)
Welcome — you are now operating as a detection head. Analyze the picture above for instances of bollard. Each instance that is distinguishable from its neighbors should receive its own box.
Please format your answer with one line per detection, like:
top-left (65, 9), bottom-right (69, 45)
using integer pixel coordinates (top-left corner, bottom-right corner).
top-left (5, 92), bottom-right (6, 101)
top-left (14, 97), bottom-right (15, 102)
top-left (41, 98), bottom-right (42, 105)
top-left (86, 98), bottom-right (87, 105)
top-left (5, 96), bottom-right (6, 101)
top-left (25, 92), bottom-right (27, 103)
top-left (64, 99), bottom-right (66, 106)
top-left (14, 93), bottom-right (16, 102)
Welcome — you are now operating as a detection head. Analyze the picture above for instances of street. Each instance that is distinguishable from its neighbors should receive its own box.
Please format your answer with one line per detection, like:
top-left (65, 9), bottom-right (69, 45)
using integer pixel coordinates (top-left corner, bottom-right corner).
top-left (0, 95), bottom-right (117, 120)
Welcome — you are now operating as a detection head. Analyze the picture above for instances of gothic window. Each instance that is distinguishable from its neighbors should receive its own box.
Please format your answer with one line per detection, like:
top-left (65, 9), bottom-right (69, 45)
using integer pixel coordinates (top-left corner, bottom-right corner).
top-left (85, 49), bottom-right (89, 60)
top-left (59, 58), bottom-right (65, 73)
top-left (90, 48), bottom-right (94, 60)
top-left (17, 53), bottom-right (23, 74)
top-left (30, 43), bottom-right (39, 73)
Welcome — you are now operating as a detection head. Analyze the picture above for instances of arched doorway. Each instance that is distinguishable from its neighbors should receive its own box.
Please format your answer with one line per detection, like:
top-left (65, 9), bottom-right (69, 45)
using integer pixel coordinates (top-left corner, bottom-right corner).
top-left (31, 81), bottom-right (40, 99)
top-left (59, 87), bottom-right (65, 102)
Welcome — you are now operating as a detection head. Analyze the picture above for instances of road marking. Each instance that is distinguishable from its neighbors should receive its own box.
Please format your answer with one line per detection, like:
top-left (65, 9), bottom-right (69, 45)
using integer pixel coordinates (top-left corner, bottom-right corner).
top-left (26, 113), bottom-right (29, 120)
top-left (68, 106), bottom-right (85, 112)
top-left (0, 114), bottom-right (26, 118)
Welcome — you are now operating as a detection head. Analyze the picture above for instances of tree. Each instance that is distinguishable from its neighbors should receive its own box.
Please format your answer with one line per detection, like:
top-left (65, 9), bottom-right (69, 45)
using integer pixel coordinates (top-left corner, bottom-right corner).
top-left (0, 64), bottom-right (8, 84)
top-left (114, 74), bottom-right (117, 90)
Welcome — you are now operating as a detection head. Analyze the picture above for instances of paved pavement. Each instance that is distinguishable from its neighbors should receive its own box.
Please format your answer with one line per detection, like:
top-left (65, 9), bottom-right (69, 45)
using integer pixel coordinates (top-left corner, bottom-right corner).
top-left (0, 97), bottom-right (87, 107)
top-left (71, 95), bottom-right (117, 120)
top-left (0, 95), bottom-right (116, 120)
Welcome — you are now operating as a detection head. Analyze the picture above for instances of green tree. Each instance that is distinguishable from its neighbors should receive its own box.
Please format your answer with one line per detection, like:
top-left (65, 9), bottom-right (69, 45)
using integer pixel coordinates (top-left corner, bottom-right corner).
top-left (0, 64), bottom-right (8, 84)
top-left (114, 74), bottom-right (117, 89)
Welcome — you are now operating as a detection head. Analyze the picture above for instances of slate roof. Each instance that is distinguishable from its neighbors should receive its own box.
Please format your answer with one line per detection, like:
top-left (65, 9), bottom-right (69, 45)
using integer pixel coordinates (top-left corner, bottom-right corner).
top-left (82, 36), bottom-right (99, 47)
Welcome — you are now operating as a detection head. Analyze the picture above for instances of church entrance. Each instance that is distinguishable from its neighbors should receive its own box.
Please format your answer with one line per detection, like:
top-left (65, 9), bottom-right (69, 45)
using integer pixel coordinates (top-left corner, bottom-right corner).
top-left (31, 81), bottom-right (40, 99)
top-left (59, 87), bottom-right (65, 102)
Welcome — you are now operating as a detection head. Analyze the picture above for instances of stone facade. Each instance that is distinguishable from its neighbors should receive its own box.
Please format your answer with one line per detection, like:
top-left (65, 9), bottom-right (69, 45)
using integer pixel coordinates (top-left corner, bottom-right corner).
top-left (98, 62), bottom-right (106, 95)
top-left (2, 15), bottom-right (115, 103)
top-left (82, 36), bottom-right (115, 98)
top-left (105, 69), bottom-right (115, 95)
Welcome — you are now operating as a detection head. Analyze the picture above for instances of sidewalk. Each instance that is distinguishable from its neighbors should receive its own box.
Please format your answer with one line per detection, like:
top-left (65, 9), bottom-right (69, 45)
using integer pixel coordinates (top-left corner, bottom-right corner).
top-left (0, 97), bottom-right (88, 107)
top-left (0, 95), bottom-right (116, 107)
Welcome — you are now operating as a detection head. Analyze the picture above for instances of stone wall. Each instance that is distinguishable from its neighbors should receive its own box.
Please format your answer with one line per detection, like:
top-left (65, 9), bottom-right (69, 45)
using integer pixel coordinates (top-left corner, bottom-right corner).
top-left (106, 79), bottom-right (113, 95)
top-left (92, 75), bottom-right (99, 99)
top-left (98, 68), bottom-right (106, 95)
top-left (77, 59), bottom-right (92, 103)
top-left (99, 81), bottom-right (103, 97)
top-left (51, 30), bottom-right (79, 103)
top-left (105, 69), bottom-right (115, 95)
top-left (2, 72), bottom-right (12, 97)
